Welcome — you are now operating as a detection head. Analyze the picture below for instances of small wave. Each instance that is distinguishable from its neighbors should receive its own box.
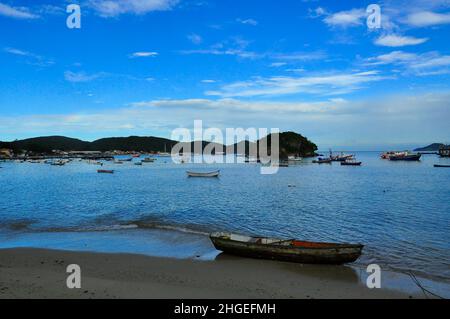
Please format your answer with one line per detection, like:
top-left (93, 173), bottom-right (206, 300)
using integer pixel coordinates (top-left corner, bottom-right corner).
top-left (132, 222), bottom-right (210, 236)
top-left (0, 218), bottom-right (210, 237)
top-left (0, 219), bottom-right (37, 231)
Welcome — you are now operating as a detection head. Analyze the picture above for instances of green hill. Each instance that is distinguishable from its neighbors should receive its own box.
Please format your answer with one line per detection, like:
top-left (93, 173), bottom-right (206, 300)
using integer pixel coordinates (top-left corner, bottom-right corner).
top-left (1, 132), bottom-right (318, 158)
top-left (414, 143), bottom-right (445, 152)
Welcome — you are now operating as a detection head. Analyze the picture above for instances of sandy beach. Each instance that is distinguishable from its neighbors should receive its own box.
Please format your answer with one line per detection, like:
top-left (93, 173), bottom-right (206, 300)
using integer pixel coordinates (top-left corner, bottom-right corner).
top-left (0, 248), bottom-right (419, 299)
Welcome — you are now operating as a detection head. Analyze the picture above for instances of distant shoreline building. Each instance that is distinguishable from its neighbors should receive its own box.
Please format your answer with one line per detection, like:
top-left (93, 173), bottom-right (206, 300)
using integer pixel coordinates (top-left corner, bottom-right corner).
top-left (439, 145), bottom-right (450, 157)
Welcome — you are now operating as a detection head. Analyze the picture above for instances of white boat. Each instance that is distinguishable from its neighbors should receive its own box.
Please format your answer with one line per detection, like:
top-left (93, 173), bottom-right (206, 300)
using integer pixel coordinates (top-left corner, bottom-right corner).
top-left (51, 160), bottom-right (66, 166)
top-left (288, 156), bottom-right (303, 162)
top-left (158, 152), bottom-right (171, 157)
top-left (159, 144), bottom-right (172, 157)
top-left (186, 170), bottom-right (220, 177)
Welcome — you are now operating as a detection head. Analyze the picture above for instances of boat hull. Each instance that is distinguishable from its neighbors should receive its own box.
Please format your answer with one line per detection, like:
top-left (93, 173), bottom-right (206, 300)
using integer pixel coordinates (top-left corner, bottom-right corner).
top-left (187, 170), bottom-right (220, 177)
top-left (313, 159), bottom-right (332, 164)
top-left (341, 162), bottom-right (362, 166)
top-left (210, 235), bottom-right (363, 265)
top-left (434, 164), bottom-right (450, 168)
top-left (389, 154), bottom-right (421, 161)
top-left (97, 170), bottom-right (114, 174)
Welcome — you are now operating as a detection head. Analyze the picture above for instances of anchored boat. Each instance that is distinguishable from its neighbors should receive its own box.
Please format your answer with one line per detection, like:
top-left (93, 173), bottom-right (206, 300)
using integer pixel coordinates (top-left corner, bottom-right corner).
top-left (341, 160), bottom-right (362, 166)
top-left (210, 232), bottom-right (363, 264)
top-left (434, 164), bottom-right (450, 168)
top-left (186, 170), bottom-right (220, 177)
top-left (97, 169), bottom-right (114, 174)
top-left (313, 157), bottom-right (332, 164)
top-left (389, 152), bottom-right (421, 161)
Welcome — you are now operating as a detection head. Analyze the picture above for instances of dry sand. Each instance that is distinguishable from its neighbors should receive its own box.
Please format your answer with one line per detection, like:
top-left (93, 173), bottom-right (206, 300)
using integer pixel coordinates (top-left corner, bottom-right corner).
top-left (0, 248), bottom-right (417, 299)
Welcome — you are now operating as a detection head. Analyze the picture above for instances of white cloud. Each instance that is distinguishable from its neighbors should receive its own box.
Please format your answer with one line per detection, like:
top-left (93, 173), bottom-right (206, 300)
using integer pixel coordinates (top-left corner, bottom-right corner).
top-left (187, 33), bottom-right (203, 44)
top-left (201, 79), bottom-right (216, 83)
top-left (0, 3), bottom-right (39, 19)
top-left (205, 71), bottom-right (389, 98)
top-left (2, 92), bottom-right (449, 147)
top-left (4, 47), bottom-right (32, 56)
top-left (4, 47), bottom-right (54, 67)
top-left (181, 48), bottom-right (259, 59)
top-left (366, 51), bottom-right (418, 65)
top-left (64, 71), bottom-right (104, 83)
top-left (366, 50), bottom-right (450, 76)
top-left (309, 7), bottom-right (327, 18)
top-left (180, 38), bottom-right (259, 59)
top-left (237, 18), bottom-right (258, 26)
top-left (270, 62), bottom-right (287, 67)
top-left (272, 51), bottom-right (327, 61)
top-left (410, 54), bottom-right (450, 70)
top-left (129, 51), bottom-right (158, 58)
top-left (374, 34), bottom-right (428, 47)
top-left (88, 0), bottom-right (179, 17)
top-left (406, 11), bottom-right (450, 27)
top-left (132, 98), bottom-right (345, 114)
top-left (323, 8), bottom-right (366, 27)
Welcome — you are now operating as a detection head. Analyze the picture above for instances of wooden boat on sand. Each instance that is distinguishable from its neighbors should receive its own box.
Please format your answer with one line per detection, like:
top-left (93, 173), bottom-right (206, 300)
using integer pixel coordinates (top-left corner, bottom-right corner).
top-left (210, 232), bottom-right (363, 264)
top-left (187, 170), bottom-right (220, 177)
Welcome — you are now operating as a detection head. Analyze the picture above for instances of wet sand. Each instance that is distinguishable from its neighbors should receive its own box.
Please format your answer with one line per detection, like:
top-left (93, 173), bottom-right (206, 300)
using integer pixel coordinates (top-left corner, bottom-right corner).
top-left (0, 248), bottom-right (419, 299)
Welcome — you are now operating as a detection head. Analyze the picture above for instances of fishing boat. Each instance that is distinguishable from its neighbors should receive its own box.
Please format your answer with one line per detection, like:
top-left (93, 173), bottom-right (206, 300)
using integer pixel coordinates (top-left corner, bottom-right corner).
top-left (97, 169), bottom-right (114, 174)
top-left (244, 156), bottom-right (259, 163)
top-left (51, 160), bottom-right (66, 166)
top-left (158, 152), bottom-right (171, 157)
top-left (381, 151), bottom-right (406, 159)
top-left (329, 150), bottom-right (353, 162)
top-left (186, 170), bottom-right (220, 177)
top-left (341, 160), bottom-right (362, 166)
top-left (210, 232), bottom-right (363, 264)
top-left (434, 164), bottom-right (450, 168)
top-left (332, 154), bottom-right (354, 162)
top-left (389, 152), bottom-right (421, 161)
top-left (272, 162), bottom-right (289, 167)
top-left (312, 157), bottom-right (332, 164)
top-left (288, 156), bottom-right (303, 162)
top-left (158, 144), bottom-right (172, 157)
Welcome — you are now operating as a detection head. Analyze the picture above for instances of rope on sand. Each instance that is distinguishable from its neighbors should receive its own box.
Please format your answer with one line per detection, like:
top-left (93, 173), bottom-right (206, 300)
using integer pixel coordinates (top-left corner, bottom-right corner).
top-left (405, 271), bottom-right (444, 299)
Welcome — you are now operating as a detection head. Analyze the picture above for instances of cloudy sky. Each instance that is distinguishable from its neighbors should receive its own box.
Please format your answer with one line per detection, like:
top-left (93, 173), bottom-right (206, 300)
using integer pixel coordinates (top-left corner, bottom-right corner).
top-left (0, 0), bottom-right (449, 149)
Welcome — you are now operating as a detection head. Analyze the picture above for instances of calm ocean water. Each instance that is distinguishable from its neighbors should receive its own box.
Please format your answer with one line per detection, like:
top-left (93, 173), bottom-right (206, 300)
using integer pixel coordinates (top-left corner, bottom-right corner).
top-left (0, 152), bottom-right (449, 285)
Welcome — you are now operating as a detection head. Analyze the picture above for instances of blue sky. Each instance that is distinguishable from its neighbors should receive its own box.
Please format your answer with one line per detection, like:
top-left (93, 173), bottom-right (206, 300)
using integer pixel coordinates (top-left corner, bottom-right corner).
top-left (0, 0), bottom-right (449, 149)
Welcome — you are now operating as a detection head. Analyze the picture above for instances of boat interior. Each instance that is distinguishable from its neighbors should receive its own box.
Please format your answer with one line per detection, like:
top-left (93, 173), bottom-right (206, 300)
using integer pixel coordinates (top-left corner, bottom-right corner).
top-left (211, 232), bottom-right (351, 248)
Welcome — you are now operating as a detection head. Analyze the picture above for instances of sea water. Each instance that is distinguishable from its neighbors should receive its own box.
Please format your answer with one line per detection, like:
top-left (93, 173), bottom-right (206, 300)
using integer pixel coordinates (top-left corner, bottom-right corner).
top-left (0, 152), bottom-right (449, 288)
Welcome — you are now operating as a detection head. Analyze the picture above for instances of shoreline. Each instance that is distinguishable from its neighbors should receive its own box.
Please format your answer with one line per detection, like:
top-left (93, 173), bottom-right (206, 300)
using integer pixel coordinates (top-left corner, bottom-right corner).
top-left (0, 247), bottom-right (430, 299)
top-left (0, 228), bottom-right (449, 299)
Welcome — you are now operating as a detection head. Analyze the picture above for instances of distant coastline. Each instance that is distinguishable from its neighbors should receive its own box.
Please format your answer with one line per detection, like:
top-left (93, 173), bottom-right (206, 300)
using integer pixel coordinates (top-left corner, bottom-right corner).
top-left (0, 132), bottom-right (319, 159)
